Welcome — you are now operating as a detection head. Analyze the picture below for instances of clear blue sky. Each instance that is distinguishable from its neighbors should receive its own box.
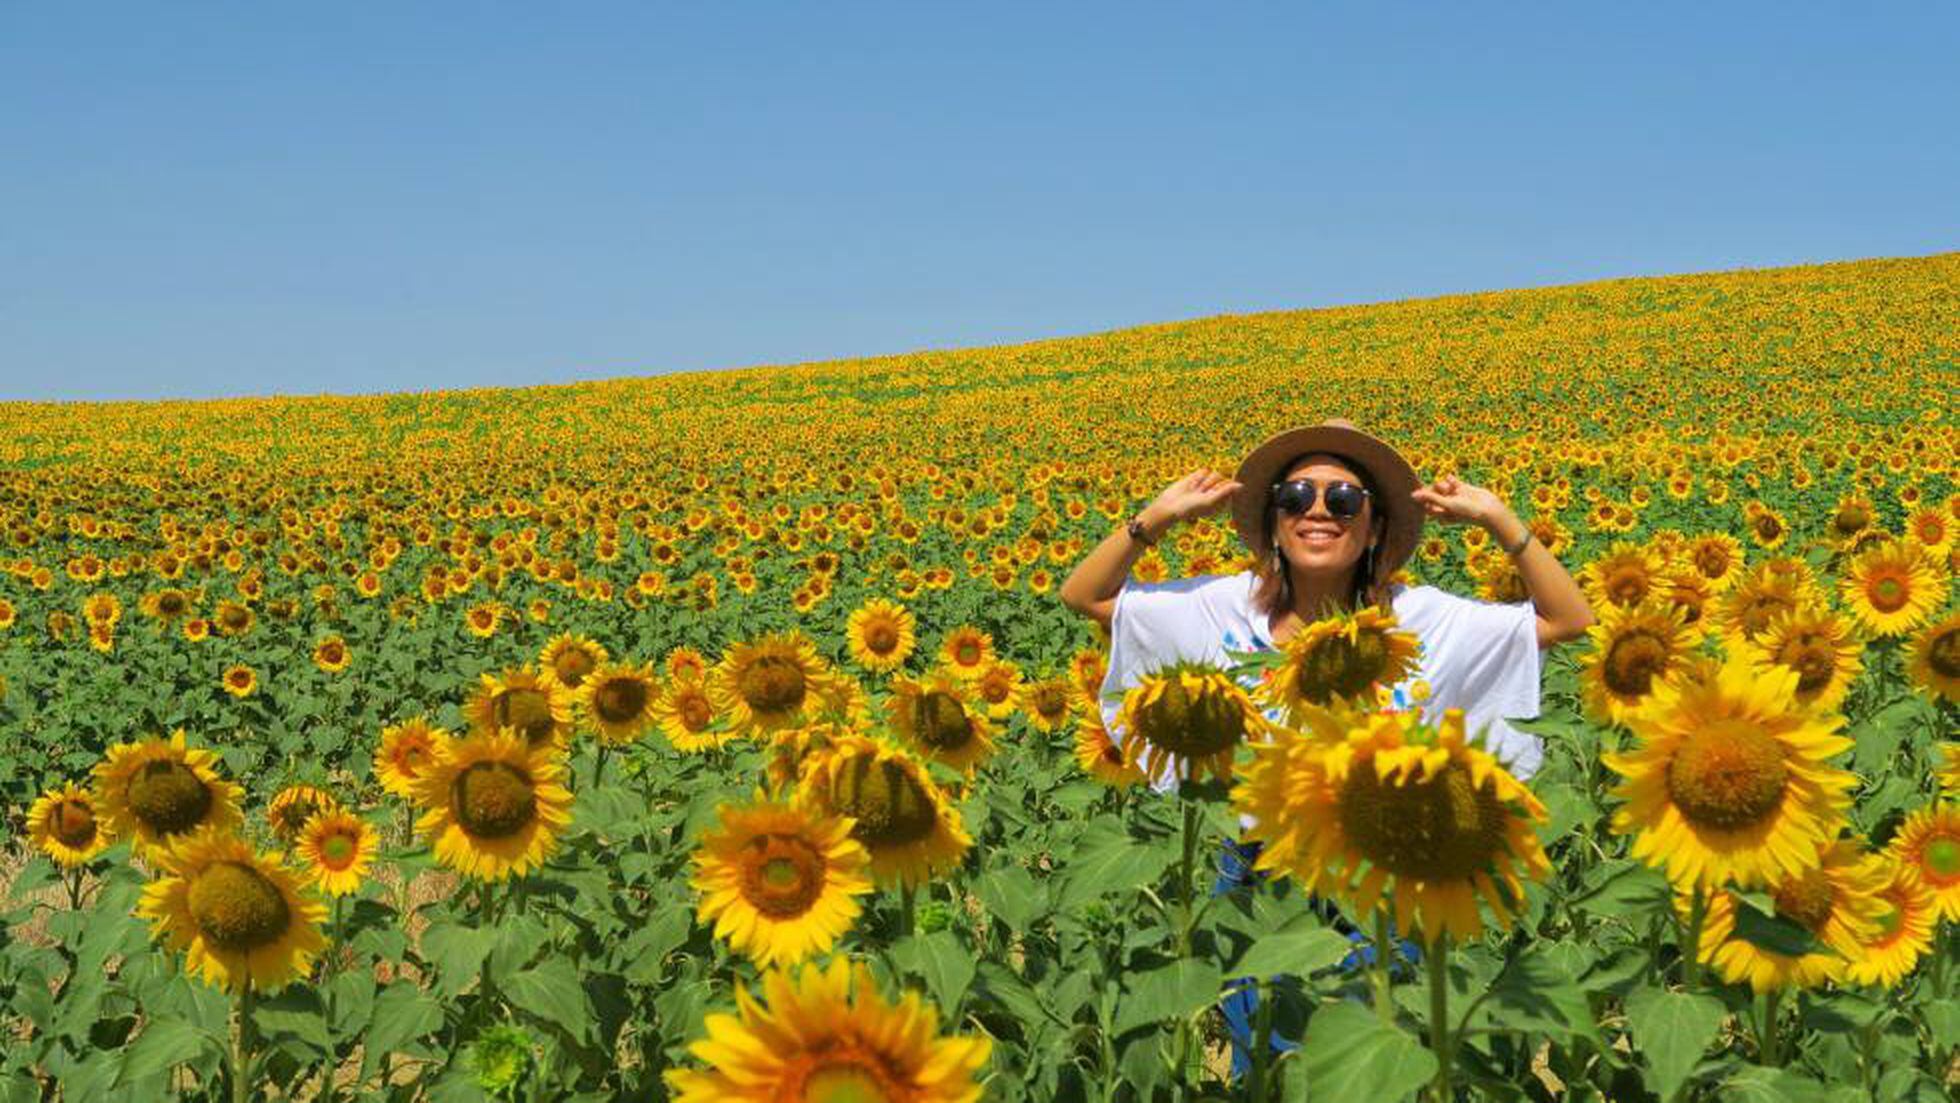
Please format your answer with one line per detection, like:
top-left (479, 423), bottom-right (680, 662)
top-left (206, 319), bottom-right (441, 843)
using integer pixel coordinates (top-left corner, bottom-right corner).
top-left (3, 5), bottom-right (1956, 402)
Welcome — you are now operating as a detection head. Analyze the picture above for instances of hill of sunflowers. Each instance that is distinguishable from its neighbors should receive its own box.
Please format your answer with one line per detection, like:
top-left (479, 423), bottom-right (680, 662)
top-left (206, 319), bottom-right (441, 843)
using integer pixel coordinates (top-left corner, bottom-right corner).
top-left (1, 250), bottom-right (1955, 1103)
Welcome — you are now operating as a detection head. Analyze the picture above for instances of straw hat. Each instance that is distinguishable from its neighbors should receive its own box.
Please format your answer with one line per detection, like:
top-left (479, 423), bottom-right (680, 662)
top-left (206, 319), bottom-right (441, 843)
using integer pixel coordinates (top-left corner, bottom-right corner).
top-left (1230, 418), bottom-right (1425, 580)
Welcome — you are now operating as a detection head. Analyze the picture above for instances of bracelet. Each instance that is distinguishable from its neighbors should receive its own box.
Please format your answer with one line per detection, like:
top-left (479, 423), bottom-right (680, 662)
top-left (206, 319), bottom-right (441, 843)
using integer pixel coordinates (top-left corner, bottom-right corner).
top-left (1500, 528), bottom-right (1533, 557)
top-left (1125, 516), bottom-right (1158, 547)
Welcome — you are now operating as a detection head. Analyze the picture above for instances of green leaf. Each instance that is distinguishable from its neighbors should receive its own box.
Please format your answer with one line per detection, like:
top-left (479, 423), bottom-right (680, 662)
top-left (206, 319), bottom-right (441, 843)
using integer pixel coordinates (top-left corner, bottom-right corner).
top-left (1054, 820), bottom-right (1173, 911)
top-left (973, 961), bottom-right (1061, 1029)
top-left (892, 930), bottom-right (976, 1013)
top-left (1230, 915), bottom-right (1352, 979)
top-left (361, 983), bottom-right (444, 1077)
top-left (1624, 987), bottom-right (1725, 1101)
top-left (503, 959), bottom-right (594, 1043)
top-left (1114, 958), bottom-right (1223, 1036)
top-left (1721, 1064), bottom-right (1845, 1103)
top-left (1482, 946), bottom-right (1602, 1045)
top-left (254, 986), bottom-right (331, 1056)
top-left (113, 1016), bottom-right (217, 1087)
top-left (421, 920), bottom-right (496, 998)
top-left (974, 864), bottom-right (1043, 931)
top-left (1296, 1001), bottom-right (1437, 1103)
top-left (1731, 892), bottom-right (1825, 958)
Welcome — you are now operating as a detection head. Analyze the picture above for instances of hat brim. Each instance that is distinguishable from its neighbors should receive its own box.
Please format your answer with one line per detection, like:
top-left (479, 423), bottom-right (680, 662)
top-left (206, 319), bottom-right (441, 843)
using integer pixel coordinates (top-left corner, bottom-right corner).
top-left (1231, 424), bottom-right (1425, 581)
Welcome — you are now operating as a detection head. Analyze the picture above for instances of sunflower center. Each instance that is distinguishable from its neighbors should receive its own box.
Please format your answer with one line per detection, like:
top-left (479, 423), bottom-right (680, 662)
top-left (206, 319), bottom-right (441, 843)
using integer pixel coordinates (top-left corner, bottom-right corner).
top-left (678, 691), bottom-right (714, 731)
top-left (52, 800), bottom-right (98, 847)
top-left (1605, 568), bottom-right (1650, 607)
top-left (398, 744), bottom-right (431, 774)
top-left (1034, 685), bottom-right (1069, 718)
top-left (738, 656), bottom-right (808, 715)
top-left (1834, 505), bottom-right (1869, 534)
top-left (828, 756), bottom-right (938, 848)
top-left (594, 677), bottom-right (649, 723)
top-left (1924, 836), bottom-right (1960, 882)
top-left (799, 1054), bottom-right (904, 1103)
top-left (737, 833), bottom-right (826, 919)
top-left (1770, 868), bottom-right (1834, 933)
top-left (493, 688), bottom-right (558, 744)
top-left (1695, 545), bottom-right (1731, 578)
top-left (1738, 593), bottom-right (1794, 640)
top-left (1602, 629), bottom-right (1669, 698)
top-left (1665, 721), bottom-right (1789, 831)
top-left (953, 639), bottom-right (982, 666)
top-left (980, 677), bottom-right (1012, 705)
top-left (1931, 628), bottom-right (1960, 679)
top-left (1871, 903), bottom-right (1903, 941)
top-left (1293, 632), bottom-right (1391, 705)
top-left (452, 761), bottom-right (538, 839)
top-left (126, 759), bottom-right (214, 835)
top-left (1866, 574), bottom-right (1908, 613)
top-left (319, 833), bottom-right (357, 869)
top-left (1773, 636), bottom-right (1836, 696)
top-left (1753, 514), bottom-right (1783, 541)
top-left (1336, 758), bottom-right (1508, 881)
top-left (188, 861), bottom-right (293, 951)
top-left (273, 799), bottom-right (323, 836)
top-left (1134, 677), bottom-right (1248, 758)
top-left (910, 690), bottom-right (972, 751)
top-left (864, 622), bottom-right (899, 654)
top-left (553, 649), bottom-right (595, 685)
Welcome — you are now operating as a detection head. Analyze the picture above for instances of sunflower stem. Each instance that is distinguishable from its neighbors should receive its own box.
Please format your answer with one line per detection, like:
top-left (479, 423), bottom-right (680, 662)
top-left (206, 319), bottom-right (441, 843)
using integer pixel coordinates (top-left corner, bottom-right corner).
top-left (1679, 883), bottom-right (1708, 989)
top-left (594, 745), bottom-right (610, 788)
top-left (1758, 988), bottom-right (1783, 1067)
top-left (1427, 936), bottom-right (1452, 1103)
top-left (232, 983), bottom-right (257, 1103)
top-left (1372, 908), bottom-right (1396, 1025)
top-left (899, 883), bottom-right (917, 940)
top-left (1177, 798), bottom-right (1199, 957)
top-left (1249, 975), bottom-right (1276, 1103)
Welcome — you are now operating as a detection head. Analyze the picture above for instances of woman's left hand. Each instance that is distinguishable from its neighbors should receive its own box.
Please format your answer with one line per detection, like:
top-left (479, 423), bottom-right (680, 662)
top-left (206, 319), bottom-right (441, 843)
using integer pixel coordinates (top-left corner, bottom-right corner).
top-left (1410, 475), bottom-right (1511, 529)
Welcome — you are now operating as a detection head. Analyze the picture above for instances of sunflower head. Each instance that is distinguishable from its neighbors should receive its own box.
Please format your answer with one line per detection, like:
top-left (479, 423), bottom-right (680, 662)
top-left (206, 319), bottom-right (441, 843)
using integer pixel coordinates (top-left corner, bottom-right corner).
top-left (938, 625), bottom-right (996, 679)
top-left (847, 597), bottom-right (917, 674)
top-left (1603, 654), bottom-right (1857, 890)
top-left (539, 633), bottom-right (609, 690)
top-left (888, 669), bottom-right (996, 775)
top-left (136, 826), bottom-right (329, 993)
top-left (1845, 857), bottom-right (1938, 988)
top-left (581, 661), bottom-right (659, 745)
top-left (464, 667), bottom-right (575, 748)
top-left (1261, 605), bottom-right (1422, 718)
top-left (1887, 802), bottom-right (1960, 921)
top-left (1581, 600), bottom-right (1696, 725)
top-left (690, 792), bottom-right (872, 968)
top-left (1019, 676), bottom-right (1077, 733)
top-left (798, 735), bottom-right (972, 888)
top-left (1692, 837), bottom-right (1890, 993)
top-left (28, 782), bottom-right (114, 867)
top-left (1073, 710), bottom-right (1145, 787)
top-left (266, 784), bottom-right (340, 844)
top-left (710, 632), bottom-right (832, 738)
top-left (95, 730), bottom-right (245, 857)
top-left (653, 676), bottom-right (729, 753)
top-left (413, 728), bottom-right (575, 881)
top-left (375, 717), bottom-right (452, 801)
top-left (1748, 601), bottom-right (1863, 711)
top-left (1582, 543), bottom-right (1667, 610)
top-left (1840, 538), bottom-right (1947, 637)
top-left (1906, 611), bottom-right (1960, 706)
top-left (296, 808), bottom-right (378, 897)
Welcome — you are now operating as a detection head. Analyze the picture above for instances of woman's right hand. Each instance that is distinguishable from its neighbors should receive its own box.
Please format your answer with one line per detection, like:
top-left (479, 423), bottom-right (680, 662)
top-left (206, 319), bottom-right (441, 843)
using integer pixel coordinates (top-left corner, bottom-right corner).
top-left (1149, 468), bottom-right (1243, 527)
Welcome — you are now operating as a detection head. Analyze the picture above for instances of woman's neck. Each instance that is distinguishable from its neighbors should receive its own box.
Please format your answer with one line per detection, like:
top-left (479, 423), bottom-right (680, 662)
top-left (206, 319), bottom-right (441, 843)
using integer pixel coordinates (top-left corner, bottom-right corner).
top-left (1286, 566), bottom-right (1357, 621)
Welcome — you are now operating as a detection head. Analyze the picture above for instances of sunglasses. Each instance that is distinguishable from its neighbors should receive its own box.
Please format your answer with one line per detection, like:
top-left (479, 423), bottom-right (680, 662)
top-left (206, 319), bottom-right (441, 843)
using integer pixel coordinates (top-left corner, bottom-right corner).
top-left (1270, 479), bottom-right (1372, 521)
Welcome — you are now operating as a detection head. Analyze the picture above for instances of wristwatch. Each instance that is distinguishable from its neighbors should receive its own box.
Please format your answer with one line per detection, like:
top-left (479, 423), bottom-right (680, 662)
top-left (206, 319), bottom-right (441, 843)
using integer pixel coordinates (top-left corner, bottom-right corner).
top-left (1126, 516), bottom-right (1158, 547)
top-left (1500, 528), bottom-right (1533, 557)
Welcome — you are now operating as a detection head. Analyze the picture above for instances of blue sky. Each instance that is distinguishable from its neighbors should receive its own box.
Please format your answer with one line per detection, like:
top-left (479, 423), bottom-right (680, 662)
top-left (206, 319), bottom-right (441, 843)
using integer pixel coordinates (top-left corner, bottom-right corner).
top-left (3, 5), bottom-right (1956, 402)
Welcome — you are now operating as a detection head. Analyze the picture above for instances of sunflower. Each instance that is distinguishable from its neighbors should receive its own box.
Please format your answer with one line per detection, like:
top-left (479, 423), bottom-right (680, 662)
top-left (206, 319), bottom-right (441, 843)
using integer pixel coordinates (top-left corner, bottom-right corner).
top-left (797, 735), bottom-right (971, 888)
top-left (1018, 675), bottom-right (1077, 734)
top-left (1840, 538), bottom-right (1947, 637)
top-left (1905, 610), bottom-right (1960, 706)
top-left (464, 667), bottom-right (575, 748)
top-left (1602, 654), bottom-right (1856, 890)
top-left (1684, 533), bottom-right (1745, 592)
top-left (1829, 491), bottom-right (1876, 545)
top-left (213, 599), bottom-right (254, 637)
top-left (846, 598), bottom-right (917, 674)
top-left (141, 587), bottom-right (195, 621)
top-left (1073, 710), bottom-right (1144, 787)
top-left (1690, 837), bottom-right (1889, 993)
top-left (664, 956), bottom-right (990, 1103)
top-left (1905, 506), bottom-right (1953, 553)
top-left (1256, 605), bottom-right (1422, 720)
top-left (538, 633), bottom-right (609, 691)
top-left (1580, 600), bottom-right (1697, 726)
top-left (666, 646), bottom-right (710, 682)
top-left (1942, 743), bottom-right (1960, 800)
top-left (185, 618), bottom-right (213, 642)
top-left (1886, 803), bottom-right (1960, 920)
top-left (581, 661), bottom-right (659, 745)
top-left (938, 625), bottom-right (996, 680)
top-left (1117, 661), bottom-right (1267, 785)
top-left (27, 782), bottom-right (113, 867)
top-left (464, 602), bottom-right (501, 638)
top-left (1233, 705), bottom-right (1551, 944)
top-left (690, 794), bottom-right (873, 968)
top-left (1744, 502), bottom-right (1789, 550)
top-left (1708, 563), bottom-right (1816, 651)
top-left (221, 664), bottom-right (258, 699)
top-left (1581, 542), bottom-right (1667, 611)
top-left (1845, 859), bottom-right (1937, 988)
top-left (711, 632), bottom-right (834, 739)
top-left (652, 676), bottom-right (730, 753)
top-left (266, 784), bottom-right (339, 843)
top-left (295, 808), bottom-right (379, 897)
top-left (375, 717), bottom-right (451, 801)
top-left (971, 658), bottom-right (1025, 721)
top-left (312, 635), bottom-right (351, 674)
top-left (136, 826), bottom-right (328, 994)
top-left (95, 730), bottom-right (245, 858)
top-left (83, 591), bottom-right (122, 626)
top-left (1747, 602), bottom-right (1863, 712)
top-left (1070, 646), bottom-right (1109, 701)
top-left (412, 728), bottom-right (574, 881)
top-left (887, 669), bottom-right (997, 775)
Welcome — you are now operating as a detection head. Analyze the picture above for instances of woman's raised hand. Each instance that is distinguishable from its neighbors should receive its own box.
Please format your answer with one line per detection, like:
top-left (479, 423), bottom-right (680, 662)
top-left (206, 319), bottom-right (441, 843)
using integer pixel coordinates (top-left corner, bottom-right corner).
top-left (1151, 468), bottom-right (1243, 525)
top-left (1409, 474), bottom-right (1507, 527)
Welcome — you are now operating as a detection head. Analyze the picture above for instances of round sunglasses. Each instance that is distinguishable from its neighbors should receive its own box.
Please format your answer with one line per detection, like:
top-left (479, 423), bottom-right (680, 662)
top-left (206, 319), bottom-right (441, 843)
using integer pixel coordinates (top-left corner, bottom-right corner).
top-left (1269, 478), bottom-right (1372, 521)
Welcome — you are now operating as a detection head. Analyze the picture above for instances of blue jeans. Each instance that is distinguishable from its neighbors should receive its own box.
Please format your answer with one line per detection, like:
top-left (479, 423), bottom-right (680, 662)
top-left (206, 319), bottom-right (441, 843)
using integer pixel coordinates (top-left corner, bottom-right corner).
top-left (1214, 837), bottom-right (1424, 1080)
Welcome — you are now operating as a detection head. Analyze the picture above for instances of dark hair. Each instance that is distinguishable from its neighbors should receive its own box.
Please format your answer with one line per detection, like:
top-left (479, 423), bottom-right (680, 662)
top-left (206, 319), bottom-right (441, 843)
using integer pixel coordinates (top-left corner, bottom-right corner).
top-left (1250, 450), bottom-right (1390, 621)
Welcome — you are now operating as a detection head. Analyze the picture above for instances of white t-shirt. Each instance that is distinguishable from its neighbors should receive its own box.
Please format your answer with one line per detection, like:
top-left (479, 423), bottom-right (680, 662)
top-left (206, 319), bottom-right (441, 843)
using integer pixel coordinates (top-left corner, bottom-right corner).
top-left (1097, 571), bottom-right (1544, 796)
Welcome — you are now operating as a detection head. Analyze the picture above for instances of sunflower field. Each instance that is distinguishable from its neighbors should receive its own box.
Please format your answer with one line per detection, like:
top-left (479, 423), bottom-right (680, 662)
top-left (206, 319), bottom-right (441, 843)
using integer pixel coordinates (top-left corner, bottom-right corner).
top-left (1, 251), bottom-right (1956, 1102)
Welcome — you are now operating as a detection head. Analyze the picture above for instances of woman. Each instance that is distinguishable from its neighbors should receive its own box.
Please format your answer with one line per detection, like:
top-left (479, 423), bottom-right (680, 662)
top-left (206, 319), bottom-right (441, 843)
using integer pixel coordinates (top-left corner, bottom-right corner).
top-left (1057, 418), bottom-right (1595, 1075)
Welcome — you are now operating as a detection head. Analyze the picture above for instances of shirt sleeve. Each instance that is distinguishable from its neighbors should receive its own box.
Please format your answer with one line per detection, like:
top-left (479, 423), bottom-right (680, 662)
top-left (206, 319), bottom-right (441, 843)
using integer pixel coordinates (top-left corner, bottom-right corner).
top-left (1416, 590), bottom-right (1543, 778)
